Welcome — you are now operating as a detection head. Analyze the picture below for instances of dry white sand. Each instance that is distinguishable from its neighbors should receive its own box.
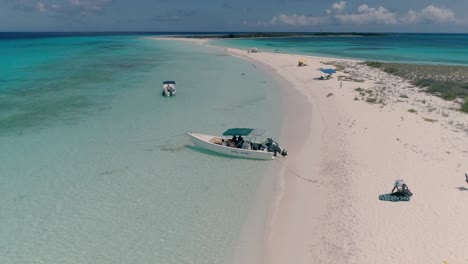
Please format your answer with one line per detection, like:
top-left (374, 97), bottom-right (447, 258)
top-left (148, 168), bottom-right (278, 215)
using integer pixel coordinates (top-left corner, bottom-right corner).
top-left (153, 37), bottom-right (468, 264)
top-left (225, 48), bottom-right (468, 264)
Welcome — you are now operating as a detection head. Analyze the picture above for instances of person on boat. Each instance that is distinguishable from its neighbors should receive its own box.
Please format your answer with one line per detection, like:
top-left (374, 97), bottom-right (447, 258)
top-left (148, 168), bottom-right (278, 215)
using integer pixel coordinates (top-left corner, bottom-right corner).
top-left (228, 136), bottom-right (237, 148)
top-left (264, 138), bottom-right (288, 157)
top-left (237, 136), bottom-right (244, 148)
top-left (391, 179), bottom-right (412, 196)
top-left (167, 83), bottom-right (175, 93)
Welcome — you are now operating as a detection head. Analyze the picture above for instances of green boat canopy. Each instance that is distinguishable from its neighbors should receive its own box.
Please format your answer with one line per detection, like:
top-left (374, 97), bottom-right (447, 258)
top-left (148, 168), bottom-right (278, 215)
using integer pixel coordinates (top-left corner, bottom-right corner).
top-left (222, 128), bottom-right (265, 137)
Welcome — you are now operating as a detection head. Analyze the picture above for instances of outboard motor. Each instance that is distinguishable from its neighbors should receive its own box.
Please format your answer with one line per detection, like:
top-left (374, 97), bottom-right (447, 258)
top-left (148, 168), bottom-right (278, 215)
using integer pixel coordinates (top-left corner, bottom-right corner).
top-left (167, 86), bottom-right (175, 96)
top-left (265, 138), bottom-right (288, 157)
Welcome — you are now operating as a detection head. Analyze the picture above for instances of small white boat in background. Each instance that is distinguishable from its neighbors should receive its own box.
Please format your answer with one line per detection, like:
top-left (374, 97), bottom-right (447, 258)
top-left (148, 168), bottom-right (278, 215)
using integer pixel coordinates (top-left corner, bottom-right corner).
top-left (162, 81), bottom-right (176, 96)
top-left (186, 128), bottom-right (287, 160)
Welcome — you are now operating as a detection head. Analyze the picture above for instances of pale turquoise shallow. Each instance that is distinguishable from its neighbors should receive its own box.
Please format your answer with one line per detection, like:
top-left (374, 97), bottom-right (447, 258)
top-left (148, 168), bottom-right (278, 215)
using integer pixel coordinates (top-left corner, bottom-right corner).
top-left (0, 36), bottom-right (284, 263)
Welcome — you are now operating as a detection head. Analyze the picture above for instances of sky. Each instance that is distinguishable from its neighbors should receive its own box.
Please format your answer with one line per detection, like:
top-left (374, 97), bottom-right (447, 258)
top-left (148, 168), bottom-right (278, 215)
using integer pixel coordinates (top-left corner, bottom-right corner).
top-left (1, 0), bottom-right (467, 32)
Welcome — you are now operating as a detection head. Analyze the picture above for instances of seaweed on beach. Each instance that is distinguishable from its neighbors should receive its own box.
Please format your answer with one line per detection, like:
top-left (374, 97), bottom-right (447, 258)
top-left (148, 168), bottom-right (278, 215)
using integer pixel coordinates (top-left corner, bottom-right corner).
top-left (322, 61), bottom-right (346, 71)
top-left (363, 61), bottom-right (468, 110)
top-left (364, 61), bottom-right (384, 68)
top-left (461, 99), bottom-right (468, 113)
top-left (412, 79), bottom-right (468, 100)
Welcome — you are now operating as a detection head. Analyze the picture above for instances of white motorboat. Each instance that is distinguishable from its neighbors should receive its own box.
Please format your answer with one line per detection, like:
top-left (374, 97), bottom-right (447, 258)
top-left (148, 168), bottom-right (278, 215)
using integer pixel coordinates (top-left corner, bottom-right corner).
top-left (186, 128), bottom-right (287, 160)
top-left (162, 81), bottom-right (176, 96)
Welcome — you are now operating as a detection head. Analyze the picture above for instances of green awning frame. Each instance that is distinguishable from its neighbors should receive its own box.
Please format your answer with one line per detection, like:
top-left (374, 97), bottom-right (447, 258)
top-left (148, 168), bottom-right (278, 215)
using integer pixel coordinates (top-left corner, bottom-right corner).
top-left (222, 128), bottom-right (265, 137)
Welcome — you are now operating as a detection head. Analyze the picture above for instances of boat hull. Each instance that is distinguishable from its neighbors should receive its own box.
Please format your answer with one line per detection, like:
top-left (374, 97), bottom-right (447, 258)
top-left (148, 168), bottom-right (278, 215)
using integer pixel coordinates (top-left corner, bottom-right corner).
top-left (186, 132), bottom-right (274, 160)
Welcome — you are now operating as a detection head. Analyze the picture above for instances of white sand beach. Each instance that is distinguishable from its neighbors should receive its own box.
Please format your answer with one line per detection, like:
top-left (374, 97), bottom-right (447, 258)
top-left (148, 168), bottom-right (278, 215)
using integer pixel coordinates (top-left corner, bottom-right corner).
top-left (155, 37), bottom-right (468, 263)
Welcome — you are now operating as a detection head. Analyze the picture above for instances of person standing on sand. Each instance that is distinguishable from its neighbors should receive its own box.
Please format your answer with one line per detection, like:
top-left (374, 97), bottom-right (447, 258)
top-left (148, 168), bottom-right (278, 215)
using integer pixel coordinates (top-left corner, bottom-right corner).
top-left (465, 173), bottom-right (468, 184)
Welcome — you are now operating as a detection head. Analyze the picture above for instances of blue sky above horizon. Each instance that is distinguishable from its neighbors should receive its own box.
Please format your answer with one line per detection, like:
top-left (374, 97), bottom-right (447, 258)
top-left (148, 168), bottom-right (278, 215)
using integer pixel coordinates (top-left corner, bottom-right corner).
top-left (1, 0), bottom-right (467, 32)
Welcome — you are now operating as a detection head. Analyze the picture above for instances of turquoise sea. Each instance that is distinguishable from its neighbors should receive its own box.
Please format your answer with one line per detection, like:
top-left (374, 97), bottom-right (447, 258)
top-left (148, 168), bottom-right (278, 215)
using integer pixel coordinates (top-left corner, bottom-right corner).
top-left (2, 32), bottom-right (467, 263)
top-left (0, 35), bottom-right (285, 263)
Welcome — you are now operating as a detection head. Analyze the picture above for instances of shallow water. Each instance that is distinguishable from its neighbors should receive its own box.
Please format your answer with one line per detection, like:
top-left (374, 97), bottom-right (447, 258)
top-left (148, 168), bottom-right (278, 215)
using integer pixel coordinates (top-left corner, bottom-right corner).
top-left (0, 36), bottom-right (284, 263)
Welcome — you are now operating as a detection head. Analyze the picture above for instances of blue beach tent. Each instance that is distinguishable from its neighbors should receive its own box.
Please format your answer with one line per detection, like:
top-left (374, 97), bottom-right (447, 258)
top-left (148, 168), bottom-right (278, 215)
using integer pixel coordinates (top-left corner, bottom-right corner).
top-left (320, 68), bottom-right (336, 74)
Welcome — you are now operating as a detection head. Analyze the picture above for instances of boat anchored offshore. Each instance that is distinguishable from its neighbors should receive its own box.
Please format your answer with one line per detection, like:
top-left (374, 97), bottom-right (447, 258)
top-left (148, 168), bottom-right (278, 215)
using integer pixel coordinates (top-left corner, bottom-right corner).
top-left (162, 81), bottom-right (176, 96)
top-left (186, 128), bottom-right (287, 160)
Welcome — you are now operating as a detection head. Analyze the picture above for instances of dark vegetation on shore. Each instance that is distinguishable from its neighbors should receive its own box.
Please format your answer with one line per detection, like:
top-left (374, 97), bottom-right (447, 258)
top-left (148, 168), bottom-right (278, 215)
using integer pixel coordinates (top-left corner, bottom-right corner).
top-left (181, 32), bottom-right (388, 39)
top-left (364, 61), bottom-right (468, 113)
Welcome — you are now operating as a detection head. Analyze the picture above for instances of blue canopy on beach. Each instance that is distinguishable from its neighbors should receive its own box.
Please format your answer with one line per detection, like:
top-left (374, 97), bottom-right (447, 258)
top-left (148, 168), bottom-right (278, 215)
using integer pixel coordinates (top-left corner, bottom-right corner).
top-left (320, 68), bottom-right (336, 74)
top-left (163, 81), bottom-right (176, 84)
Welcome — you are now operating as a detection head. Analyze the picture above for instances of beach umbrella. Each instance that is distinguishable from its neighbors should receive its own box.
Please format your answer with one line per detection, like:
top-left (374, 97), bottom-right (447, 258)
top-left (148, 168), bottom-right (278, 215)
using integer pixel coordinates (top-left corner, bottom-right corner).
top-left (320, 68), bottom-right (336, 74)
top-left (298, 59), bottom-right (307, 66)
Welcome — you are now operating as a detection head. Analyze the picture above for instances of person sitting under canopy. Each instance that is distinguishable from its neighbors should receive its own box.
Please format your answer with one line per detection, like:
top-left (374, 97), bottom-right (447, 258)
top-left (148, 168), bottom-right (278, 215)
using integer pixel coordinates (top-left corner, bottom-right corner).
top-left (236, 136), bottom-right (244, 148)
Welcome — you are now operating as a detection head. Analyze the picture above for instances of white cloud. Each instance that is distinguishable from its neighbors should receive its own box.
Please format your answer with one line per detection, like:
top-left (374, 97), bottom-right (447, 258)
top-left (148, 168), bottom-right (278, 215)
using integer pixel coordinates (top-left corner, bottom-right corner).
top-left (327, 1), bottom-right (346, 15)
top-left (271, 14), bottom-right (324, 25)
top-left (70, 0), bottom-right (112, 15)
top-left (265, 1), bottom-right (463, 27)
top-left (332, 1), bottom-right (346, 12)
top-left (270, 2), bottom-right (397, 26)
top-left (36, 2), bottom-right (46, 12)
top-left (154, 10), bottom-right (196, 22)
top-left (401, 5), bottom-right (457, 24)
top-left (334, 5), bottom-right (397, 25)
top-left (12, 0), bottom-right (112, 15)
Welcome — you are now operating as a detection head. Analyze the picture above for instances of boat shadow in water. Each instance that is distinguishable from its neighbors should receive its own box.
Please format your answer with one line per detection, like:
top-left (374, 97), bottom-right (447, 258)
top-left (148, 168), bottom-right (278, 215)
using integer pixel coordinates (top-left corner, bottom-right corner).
top-left (185, 145), bottom-right (259, 160)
